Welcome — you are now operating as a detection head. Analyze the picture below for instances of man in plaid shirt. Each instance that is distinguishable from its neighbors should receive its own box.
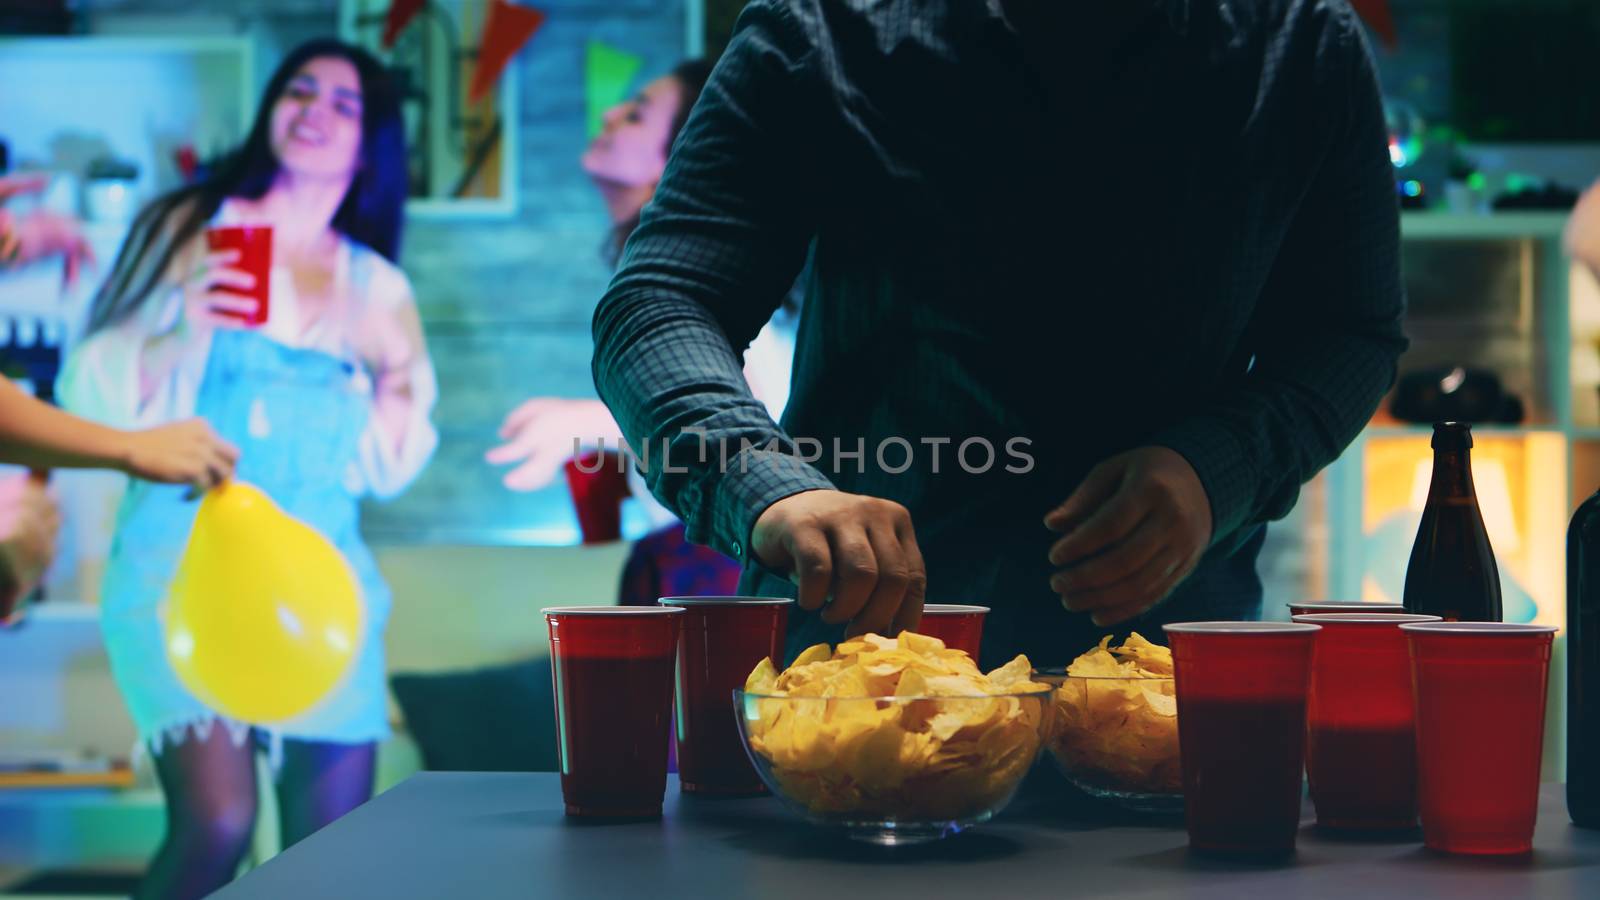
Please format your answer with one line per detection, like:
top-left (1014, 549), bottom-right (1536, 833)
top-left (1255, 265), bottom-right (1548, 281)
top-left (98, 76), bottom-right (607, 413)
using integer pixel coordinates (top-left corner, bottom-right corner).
top-left (593, 0), bottom-right (1406, 665)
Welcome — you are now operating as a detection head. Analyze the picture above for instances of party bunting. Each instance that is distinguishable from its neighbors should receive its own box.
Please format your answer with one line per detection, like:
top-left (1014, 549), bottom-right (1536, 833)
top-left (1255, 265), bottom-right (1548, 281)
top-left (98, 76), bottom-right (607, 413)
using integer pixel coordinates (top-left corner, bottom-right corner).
top-left (469, 0), bottom-right (547, 103)
top-left (381, 0), bottom-right (426, 50)
top-left (585, 40), bottom-right (643, 139)
top-left (1350, 0), bottom-right (1397, 49)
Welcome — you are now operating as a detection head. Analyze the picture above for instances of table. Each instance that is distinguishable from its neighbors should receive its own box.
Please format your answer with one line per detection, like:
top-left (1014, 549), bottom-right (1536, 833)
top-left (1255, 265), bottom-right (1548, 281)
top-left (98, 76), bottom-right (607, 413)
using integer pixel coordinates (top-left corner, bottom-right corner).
top-left (220, 771), bottom-right (1600, 899)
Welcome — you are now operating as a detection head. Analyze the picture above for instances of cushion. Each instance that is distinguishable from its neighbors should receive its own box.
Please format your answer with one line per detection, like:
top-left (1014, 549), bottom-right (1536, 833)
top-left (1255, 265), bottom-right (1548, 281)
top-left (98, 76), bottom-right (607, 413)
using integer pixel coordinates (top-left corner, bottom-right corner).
top-left (389, 657), bottom-right (559, 772)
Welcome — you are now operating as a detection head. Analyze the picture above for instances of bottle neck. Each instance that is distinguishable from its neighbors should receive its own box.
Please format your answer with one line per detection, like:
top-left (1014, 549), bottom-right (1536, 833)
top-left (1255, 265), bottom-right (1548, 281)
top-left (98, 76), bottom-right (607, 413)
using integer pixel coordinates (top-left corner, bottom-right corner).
top-left (1428, 448), bottom-right (1477, 500)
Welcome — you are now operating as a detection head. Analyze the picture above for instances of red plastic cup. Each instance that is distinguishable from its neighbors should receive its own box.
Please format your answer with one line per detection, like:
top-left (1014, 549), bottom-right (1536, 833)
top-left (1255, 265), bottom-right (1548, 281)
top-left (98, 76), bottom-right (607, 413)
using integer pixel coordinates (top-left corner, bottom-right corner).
top-left (914, 604), bottom-right (989, 658)
top-left (658, 596), bottom-right (792, 795)
top-left (546, 606), bottom-right (684, 817)
top-left (563, 451), bottom-right (628, 544)
top-left (204, 225), bottom-right (272, 326)
top-left (1287, 601), bottom-right (1404, 617)
top-left (1402, 622), bottom-right (1558, 855)
top-left (1165, 622), bottom-right (1321, 857)
top-left (1292, 613), bottom-right (1441, 830)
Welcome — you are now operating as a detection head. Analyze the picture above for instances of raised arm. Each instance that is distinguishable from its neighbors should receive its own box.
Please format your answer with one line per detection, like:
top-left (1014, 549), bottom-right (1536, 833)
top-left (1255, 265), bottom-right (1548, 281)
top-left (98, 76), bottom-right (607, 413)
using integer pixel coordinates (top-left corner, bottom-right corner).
top-left (592, 0), bottom-right (832, 560)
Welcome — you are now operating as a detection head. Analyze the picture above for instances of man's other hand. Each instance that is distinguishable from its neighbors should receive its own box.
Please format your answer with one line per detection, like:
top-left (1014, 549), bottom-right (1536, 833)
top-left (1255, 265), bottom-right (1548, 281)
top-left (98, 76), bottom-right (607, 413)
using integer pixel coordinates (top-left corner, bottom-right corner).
top-left (1045, 447), bottom-right (1213, 626)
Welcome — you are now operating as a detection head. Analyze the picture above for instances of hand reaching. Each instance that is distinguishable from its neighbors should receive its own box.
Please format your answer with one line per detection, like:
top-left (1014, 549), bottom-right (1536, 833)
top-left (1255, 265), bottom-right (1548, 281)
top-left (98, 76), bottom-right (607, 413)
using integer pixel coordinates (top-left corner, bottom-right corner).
top-left (1044, 447), bottom-right (1213, 626)
top-left (751, 489), bottom-right (926, 637)
top-left (121, 418), bottom-right (240, 491)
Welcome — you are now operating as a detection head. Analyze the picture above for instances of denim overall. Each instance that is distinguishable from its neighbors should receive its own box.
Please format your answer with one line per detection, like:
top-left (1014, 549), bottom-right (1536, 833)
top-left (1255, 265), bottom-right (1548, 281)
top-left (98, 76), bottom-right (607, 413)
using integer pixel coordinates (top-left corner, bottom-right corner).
top-left (100, 327), bottom-right (392, 752)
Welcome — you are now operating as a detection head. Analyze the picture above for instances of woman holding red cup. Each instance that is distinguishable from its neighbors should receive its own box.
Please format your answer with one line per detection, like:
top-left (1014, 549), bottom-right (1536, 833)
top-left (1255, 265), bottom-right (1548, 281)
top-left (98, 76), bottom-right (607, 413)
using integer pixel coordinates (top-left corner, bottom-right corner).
top-left (59, 40), bottom-right (437, 900)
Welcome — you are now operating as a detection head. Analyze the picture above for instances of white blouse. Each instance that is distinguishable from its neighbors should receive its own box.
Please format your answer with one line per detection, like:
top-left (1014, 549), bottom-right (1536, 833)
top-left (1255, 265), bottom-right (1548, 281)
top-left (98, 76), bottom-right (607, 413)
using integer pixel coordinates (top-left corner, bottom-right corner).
top-left (59, 204), bottom-right (439, 500)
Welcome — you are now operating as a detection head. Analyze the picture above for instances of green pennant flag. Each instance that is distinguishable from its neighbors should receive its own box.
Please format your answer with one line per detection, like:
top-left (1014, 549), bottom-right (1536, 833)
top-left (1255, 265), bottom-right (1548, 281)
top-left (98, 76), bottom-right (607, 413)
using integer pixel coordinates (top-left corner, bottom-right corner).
top-left (585, 40), bottom-right (644, 139)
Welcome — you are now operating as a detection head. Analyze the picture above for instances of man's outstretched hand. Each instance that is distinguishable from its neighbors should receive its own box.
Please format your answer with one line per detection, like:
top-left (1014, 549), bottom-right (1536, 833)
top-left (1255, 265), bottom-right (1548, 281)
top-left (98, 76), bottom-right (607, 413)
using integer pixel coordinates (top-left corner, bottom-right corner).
top-left (1045, 447), bottom-right (1213, 627)
top-left (751, 489), bottom-right (926, 638)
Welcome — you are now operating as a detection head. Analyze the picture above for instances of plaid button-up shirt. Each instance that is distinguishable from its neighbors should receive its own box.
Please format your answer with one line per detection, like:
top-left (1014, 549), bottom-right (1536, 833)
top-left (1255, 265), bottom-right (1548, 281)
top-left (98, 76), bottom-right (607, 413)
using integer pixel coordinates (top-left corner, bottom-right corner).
top-left (594, 0), bottom-right (1406, 665)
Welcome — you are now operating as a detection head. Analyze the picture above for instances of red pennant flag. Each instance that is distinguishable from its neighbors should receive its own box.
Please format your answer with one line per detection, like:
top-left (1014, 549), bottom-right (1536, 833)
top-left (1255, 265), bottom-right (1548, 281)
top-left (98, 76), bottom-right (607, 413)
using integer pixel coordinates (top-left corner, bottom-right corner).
top-left (1350, 0), bottom-right (1398, 49)
top-left (469, 0), bottom-right (547, 104)
top-left (381, 0), bottom-right (426, 50)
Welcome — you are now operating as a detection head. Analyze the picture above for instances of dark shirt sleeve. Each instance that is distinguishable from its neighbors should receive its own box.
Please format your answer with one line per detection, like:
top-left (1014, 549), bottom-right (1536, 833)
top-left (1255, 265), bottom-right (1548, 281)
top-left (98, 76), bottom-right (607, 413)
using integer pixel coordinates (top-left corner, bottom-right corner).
top-left (1153, 18), bottom-right (1408, 548)
top-left (592, 0), bottom-right (835, 562)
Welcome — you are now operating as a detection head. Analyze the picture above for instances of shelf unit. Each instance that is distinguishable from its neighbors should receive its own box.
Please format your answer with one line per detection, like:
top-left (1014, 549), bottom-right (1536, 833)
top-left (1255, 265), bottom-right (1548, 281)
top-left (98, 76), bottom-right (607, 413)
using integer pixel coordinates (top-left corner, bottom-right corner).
top-left (1315, 210), bottom-right (1581, 778)
top-left (1399, 211), bottom-right (1569, 241)
top-left (1323, 212), bottom-right (1579, 611)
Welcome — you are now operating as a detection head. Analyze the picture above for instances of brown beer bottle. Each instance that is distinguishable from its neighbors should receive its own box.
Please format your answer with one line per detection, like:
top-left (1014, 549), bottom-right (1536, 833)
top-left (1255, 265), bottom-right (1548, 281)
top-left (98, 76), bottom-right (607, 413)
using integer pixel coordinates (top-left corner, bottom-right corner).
top-left (1402, 422), bottom-right (1502, 622)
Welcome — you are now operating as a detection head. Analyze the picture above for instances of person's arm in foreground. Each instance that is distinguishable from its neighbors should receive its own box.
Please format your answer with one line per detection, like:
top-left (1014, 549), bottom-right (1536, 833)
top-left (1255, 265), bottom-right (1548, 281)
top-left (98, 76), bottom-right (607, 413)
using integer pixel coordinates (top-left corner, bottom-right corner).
top-left (1045, 18), bottom-right (1408, 626)
top-left (0, 378), bottom-right (237, 489)
top-left (592, 1), bottom-right (924, 636)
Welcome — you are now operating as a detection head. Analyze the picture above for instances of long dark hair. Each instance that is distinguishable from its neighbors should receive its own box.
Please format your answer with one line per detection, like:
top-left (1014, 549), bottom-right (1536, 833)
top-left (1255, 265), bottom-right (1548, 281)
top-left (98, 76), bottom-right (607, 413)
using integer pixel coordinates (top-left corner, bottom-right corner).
top-left (85, 39), bottom-right (406, 335)
top-left (606, 58), bottom-right (714, 263)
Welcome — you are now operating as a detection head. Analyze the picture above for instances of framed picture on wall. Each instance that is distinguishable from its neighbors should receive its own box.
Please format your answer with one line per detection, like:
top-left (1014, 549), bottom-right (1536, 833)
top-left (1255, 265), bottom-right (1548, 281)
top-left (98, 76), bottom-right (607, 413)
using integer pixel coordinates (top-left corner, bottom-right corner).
top-left (338, 0), bottom-right (521, 218)
top-left (351, 0), bottom-right (707, 546)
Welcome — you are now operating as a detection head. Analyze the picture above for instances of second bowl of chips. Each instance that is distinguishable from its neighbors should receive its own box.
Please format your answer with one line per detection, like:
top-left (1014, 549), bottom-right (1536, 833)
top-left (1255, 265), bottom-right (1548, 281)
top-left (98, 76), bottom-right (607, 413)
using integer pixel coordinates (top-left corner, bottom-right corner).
top-left (736, 632), bottom-right (1054, 844)
top-left (1043, 634), bottom-right (1183, 814)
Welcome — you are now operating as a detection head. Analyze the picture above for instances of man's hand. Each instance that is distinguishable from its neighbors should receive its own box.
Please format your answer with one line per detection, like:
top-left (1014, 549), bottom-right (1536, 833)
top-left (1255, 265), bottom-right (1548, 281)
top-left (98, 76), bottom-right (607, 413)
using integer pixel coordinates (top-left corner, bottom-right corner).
top-left (751, 489), bottom-right (926, 637)
top-left (0, 473), bottom-right (60, 599)
top-left (1045, 447), bottom-right (1213, 627)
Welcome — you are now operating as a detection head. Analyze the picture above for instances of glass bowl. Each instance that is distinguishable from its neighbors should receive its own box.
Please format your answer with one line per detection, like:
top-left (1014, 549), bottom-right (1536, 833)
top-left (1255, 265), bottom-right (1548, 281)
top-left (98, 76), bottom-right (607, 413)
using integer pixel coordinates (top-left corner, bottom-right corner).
top-left (734, 687), bottom-right (1053, 844)
top-left (1041, 671), bottom-right (1183, 814)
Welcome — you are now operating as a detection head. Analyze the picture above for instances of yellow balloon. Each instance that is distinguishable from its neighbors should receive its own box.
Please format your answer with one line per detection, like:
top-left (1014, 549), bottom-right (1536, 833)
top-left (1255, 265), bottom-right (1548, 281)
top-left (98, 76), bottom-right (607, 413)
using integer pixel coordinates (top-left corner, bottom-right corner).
top-left (164, 481), bottom-right (365, 724)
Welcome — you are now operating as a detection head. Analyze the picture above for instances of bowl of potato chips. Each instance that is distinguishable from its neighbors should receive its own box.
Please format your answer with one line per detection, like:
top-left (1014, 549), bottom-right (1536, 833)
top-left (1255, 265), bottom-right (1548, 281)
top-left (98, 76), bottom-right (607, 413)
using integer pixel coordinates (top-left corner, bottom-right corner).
top-left (737, 631), bottom-right (1053, 844)
top-left (1044, 633), bottom-right (1182, 814)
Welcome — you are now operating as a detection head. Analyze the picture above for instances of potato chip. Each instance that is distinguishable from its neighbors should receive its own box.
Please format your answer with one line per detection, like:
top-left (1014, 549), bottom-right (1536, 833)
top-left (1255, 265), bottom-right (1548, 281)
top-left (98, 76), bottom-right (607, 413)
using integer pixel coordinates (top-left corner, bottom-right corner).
top-left (1141, 686), bottom-right (1177, 718)
top-left (896, 668), bottom-right (929, 698)
top-left (897, 630), bottom-right (946, 656)
top-left (986, 654), bottom-right (1034, 688)
top-left (740, 631), bottom-right (1052, 820)
top-left (792, 642), bottom-right (833, 668)
top-left (1048, 633), bottom-right (1181, 794)
top-left (745, 657), bottom-right (778, 694)
top-left (1112, 632), bottom-right (1175, 677)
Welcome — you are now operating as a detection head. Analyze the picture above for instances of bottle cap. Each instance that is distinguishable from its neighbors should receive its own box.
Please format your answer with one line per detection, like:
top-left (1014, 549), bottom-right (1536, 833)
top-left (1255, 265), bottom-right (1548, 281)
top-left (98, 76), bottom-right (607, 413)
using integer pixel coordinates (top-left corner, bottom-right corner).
top-left (1431, 421), bottom-right (1473, 450)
